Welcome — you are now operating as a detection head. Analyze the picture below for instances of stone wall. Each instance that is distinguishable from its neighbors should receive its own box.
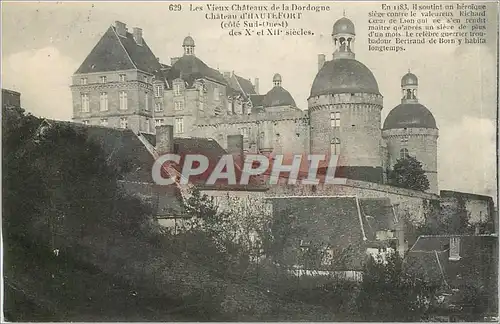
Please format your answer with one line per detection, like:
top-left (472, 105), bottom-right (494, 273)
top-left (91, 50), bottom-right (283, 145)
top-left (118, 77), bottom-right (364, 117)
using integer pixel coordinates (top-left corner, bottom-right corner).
top-left (382, 127), bottom-right (439, 194)
top-left (194, 110), bottom-right (309, 153)
top-left (71, 69), bottom-right (154, 134)
top-left (440, 190), bottom-right (495, 230)
top-left (308, 92), bottom-right (383, 168)
top-left (268, 179), bottom-right (439, 224)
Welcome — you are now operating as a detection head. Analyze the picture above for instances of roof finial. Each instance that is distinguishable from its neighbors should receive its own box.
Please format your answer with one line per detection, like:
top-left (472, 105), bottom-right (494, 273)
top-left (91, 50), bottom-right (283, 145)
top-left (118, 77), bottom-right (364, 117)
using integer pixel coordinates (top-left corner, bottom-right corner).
top-left (343, 9), bottom-right (346, 17)
top-left (408, 68), bottom-right (411, 73)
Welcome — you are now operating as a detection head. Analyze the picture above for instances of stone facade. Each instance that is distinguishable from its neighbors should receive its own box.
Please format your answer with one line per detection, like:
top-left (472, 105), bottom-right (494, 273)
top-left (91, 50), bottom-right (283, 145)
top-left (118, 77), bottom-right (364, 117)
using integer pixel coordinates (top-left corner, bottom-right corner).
top-left (71, 19), bottom-right (441, 195)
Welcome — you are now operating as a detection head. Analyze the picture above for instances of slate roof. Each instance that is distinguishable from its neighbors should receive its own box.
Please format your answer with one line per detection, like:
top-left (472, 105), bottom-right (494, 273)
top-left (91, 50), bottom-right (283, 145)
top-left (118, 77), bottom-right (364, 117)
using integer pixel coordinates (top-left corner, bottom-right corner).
top-left (407, 235), bottom-right (499, 290)
top-left (75, 26), bottom-right (163, 79)
top-left (262, 86), bottom-right (297, 108)
top-left (310, 58), bottom-right (380, 97)
top-left (80, 125), bottom-right (155, 183)
top-left (383, 103), bottom-right (437, 130)
top-left (72, 125), bottom-right (184, 215)
top-left (250, 95), bottom-right (265, 109)
top-left (140, 134), bottom-right (265, 189)
top-left (234, 75), bottom-right (257, 95)
top-left (268, 196), bottom-right (397, 270)
top-left (165, 55), bottom-right (227, 88)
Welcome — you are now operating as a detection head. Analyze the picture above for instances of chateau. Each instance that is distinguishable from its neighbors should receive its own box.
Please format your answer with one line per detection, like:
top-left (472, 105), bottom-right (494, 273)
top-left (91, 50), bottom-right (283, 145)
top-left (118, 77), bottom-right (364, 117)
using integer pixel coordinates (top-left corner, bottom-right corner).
top-left (70, 16), bottom-right (496, 260)
top-left (71, 17), bottom-right (439, 194)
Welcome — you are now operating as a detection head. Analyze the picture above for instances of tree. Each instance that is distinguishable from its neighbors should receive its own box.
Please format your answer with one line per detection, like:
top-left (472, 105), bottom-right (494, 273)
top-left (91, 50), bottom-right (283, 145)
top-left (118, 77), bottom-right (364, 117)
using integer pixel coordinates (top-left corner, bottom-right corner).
top-left (357, 252), bottom-right (440, 321)
top-left (2, 106), bottom-right (152, 251)
top-left (388, 156), bottom-right (430, 191)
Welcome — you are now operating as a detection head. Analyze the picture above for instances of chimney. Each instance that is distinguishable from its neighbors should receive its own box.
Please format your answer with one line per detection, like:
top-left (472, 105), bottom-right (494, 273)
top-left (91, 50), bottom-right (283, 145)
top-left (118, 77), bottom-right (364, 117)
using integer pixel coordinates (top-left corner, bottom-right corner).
top-left (318, 54), bottom-right (326, 71)
top-left (115, 21), bottom-right (127, 37)
top-left (227, 134), bottom-right (244, 170)
top-left (156, 125), bottom-right (174, 154)
top-left (133, 27), bottom-right (143, 45)
top-left (254, 78), bottom-right (259, 94)
top-left (223, 71), bottom-right (231, 79)
top-left (170, 57), bottom-right (180, 65)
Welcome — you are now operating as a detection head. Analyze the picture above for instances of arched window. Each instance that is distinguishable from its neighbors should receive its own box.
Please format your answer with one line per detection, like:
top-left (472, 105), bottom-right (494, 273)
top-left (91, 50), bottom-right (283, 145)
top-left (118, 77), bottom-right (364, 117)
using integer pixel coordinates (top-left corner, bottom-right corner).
top-left (330, 138), bottom-right (341, 155)
top-left (400, 148), bottom-right (409, 159)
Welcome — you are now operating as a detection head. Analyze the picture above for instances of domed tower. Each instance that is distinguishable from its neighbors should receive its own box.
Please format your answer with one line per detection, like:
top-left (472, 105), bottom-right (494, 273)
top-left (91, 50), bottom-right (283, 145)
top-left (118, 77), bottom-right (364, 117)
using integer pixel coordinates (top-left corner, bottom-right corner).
top-left (183, 36), bottom-right (195, 55)
top-left (262, 74), bottom-right (297, 110)
top-left (308, 16), bottom-right (384, 183)
top-left (382, 71), bottom-right (439, 194)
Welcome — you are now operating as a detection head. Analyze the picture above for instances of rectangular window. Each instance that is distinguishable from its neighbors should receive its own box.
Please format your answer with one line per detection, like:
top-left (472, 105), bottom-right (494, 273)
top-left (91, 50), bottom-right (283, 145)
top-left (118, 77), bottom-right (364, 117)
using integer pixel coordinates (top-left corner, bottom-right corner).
top-left (175, 117), bottom-right (184, 134)
top-left (100, 118), bottom-right (108, 126)
top-left (144, 92), bottom-right (149, 111)
top-left (173, 84), bottom-right (181, 96)
top-left (119, 74), bottom-right (126, 82)
top-left (155, 118), bottom-right (164, 127)
top-left (99, 92), bottom-right (108, 111)
top-left (119, 91), bottom-right (128, 110)
top-left (80, 93), bottom-right (90, 112)
top-left (155, 85), bottom-right (162, 98)
top-left (119, 117), bottom-right (128, 129)
top-left (155, 102), bottom-right (162, 112)
top-left (100, 76), bottom-right (107, 84)
top-left (82, 120), bottom-right (89, 125)
top-left (81, 78), bottom-right (87, 85)
top-left (174, 101), bottom-right (184, 111)
top-left (330, 112), bottom-right (340, 127)
top-left (145, 118), bottom-right (151, 133)
top-left (449, 237), bottom-right (461, 260)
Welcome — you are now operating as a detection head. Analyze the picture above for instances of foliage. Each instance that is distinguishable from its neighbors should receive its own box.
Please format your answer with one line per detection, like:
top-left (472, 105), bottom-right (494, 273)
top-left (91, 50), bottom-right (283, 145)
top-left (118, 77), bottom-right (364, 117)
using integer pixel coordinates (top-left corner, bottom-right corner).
top-left (388, 155), bottom-right (430, 191)
top-left (413, 196), bottom-right (475, 236)
top-left (2, 106), bottom-right (151, 251)
top-left (356, 252), bottom-right (440, 321)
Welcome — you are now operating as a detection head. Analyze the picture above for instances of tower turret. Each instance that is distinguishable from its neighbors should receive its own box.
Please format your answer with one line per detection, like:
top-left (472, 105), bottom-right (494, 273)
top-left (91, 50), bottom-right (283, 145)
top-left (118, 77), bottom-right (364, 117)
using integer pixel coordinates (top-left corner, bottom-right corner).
top-left (382, 71), bottom-right (439, 194)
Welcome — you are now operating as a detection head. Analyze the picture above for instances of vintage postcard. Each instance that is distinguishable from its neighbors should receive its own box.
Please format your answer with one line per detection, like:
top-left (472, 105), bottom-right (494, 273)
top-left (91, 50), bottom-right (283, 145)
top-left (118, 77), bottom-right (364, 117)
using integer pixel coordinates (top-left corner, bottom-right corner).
top-left (2, 1), bottom-right (498, 322)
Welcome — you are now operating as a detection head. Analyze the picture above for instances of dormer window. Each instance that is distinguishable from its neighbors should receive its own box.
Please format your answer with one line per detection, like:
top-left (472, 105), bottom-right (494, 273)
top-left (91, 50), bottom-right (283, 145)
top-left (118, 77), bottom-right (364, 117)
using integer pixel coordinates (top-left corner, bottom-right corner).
top-left (81, 78), bottom-right (87, 85)
top-left (143, 76), bottom-right (148, 83)
top-left (173, 83), bottom-right (182, 96)
top-left (155, 85), bottom-right (162, 98)
top-left (119, 74), bottom-right (126, 82)
top-left (100, 76), bottom-right (107, 84)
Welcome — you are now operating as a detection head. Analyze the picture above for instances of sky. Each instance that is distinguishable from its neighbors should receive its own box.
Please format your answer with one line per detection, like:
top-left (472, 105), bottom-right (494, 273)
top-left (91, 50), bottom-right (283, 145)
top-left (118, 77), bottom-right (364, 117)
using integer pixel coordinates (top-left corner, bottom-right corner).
top-left (2, 1), bottom-right (498, 198)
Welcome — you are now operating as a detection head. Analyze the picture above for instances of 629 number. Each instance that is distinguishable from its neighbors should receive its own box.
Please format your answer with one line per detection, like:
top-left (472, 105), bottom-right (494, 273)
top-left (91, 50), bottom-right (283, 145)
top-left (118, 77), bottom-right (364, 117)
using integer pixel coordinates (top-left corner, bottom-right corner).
top-left (169, 4), bottom-right (182, 11)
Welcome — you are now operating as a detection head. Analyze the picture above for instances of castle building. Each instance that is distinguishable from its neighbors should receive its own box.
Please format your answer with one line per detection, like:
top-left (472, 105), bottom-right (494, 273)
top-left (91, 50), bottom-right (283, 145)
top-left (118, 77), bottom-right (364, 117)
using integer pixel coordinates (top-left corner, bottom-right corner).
top-left (70, 22), bottom-right (164, 133)
top-left (382, 72), bottom-right (439, 193)
top-left (72, 18), bottom-right (438, 193)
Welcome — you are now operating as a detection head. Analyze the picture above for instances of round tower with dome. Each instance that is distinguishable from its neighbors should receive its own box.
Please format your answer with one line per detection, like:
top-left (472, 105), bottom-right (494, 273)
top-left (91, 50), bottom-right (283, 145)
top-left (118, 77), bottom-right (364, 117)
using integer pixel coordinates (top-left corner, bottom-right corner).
top-left (262, 73), bottom-right (298, 112)
top-left (308, 16), bottom-right (384, 182)
top-left (382, 71), bottom-right (439, 194)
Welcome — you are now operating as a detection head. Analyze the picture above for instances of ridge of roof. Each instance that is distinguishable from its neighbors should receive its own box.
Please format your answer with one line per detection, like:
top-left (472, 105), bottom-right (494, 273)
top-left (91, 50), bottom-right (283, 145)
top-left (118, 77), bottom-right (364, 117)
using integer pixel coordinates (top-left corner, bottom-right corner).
top-left (234, 74), bottom-right (256, 95)
top-left (74, 26), bottom-right (136, 74)
top-left (112, 25), bottom-right (138, 70)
